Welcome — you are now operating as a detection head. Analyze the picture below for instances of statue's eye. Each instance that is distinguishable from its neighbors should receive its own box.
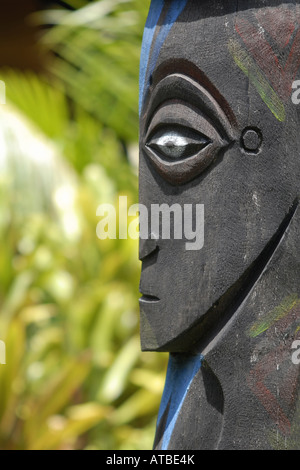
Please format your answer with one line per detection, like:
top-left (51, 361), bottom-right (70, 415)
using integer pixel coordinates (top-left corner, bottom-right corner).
top-left (143, 101), bottom-right (230, 185)
top-left (142, 74), bottom-right (237, 185)
top-left (147, 126), bottom-right (211, 161)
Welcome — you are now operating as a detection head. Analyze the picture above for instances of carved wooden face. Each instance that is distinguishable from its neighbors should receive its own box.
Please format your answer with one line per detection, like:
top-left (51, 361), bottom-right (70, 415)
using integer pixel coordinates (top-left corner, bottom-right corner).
top-left (139, 0), bottom-right (300, 352)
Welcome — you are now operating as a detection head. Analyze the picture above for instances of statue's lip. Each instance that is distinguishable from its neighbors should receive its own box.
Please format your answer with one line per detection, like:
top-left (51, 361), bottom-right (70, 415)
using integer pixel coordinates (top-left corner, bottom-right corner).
top-left (139, 294), bottom-right (160, 304)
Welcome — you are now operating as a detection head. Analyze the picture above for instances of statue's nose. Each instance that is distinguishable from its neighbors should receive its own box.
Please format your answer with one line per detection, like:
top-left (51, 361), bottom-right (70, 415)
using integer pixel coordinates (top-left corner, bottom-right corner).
top-left (139, 236), bottom-right (159, 261)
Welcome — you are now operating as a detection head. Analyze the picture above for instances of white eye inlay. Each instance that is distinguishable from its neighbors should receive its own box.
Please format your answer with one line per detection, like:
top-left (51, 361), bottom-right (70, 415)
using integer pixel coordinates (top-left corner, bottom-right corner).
top-left (148, 128), bottom-right (210, 160)
top-left (154, 131), bottom-right (189, 158)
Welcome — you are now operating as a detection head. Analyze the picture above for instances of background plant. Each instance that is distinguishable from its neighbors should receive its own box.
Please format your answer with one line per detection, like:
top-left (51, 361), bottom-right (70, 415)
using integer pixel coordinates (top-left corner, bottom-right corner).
top-left (0, 0), bottom-right (168, 450)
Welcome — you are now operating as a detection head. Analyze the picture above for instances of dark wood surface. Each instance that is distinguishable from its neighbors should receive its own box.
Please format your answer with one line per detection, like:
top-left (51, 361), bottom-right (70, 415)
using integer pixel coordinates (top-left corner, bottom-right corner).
top-left (139, 0), bottom-right (300, 450)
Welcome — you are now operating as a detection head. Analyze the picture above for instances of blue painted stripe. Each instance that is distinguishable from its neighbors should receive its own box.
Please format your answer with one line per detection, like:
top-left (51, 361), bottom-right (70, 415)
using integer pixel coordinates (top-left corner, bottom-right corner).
top-left (139, 0), bottom-right (164, 114)
top-left (157, 353), bottom-right (204, 450)
top-left (139, 0), bottom-right (188, 114)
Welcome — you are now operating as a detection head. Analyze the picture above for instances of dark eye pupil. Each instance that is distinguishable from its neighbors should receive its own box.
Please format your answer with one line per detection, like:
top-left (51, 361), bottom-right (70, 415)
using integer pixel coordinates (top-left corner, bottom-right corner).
top-left (147, 128), bottom-right (210, 161)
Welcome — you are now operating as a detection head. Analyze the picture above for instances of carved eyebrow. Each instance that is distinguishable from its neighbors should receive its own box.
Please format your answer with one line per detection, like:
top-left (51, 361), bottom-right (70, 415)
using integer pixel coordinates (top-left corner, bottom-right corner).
top-left (144, 73), bottom-right (237, 143)
top-left (144, 58), bottom-right (238, 133)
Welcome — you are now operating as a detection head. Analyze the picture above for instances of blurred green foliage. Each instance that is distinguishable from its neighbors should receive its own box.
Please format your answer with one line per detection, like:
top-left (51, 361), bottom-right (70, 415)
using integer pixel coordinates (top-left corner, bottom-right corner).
top-left (0, 0), bottom-right (168, 450)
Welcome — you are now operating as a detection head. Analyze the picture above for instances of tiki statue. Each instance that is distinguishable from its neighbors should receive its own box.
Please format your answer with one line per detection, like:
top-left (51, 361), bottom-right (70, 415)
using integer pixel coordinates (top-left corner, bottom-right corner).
top-left (139, 0), bottom-right (300, 450)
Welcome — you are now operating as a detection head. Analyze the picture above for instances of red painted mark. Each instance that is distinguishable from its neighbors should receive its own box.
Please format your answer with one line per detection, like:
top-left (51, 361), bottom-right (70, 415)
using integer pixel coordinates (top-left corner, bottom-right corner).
top-left (255, 8), bottom-right (295, 50)
top-left (247, 344), bottom-right (292, 435)
top-left (235, 9), bottom-right (300, 101)
top-left (247, 304), bottom-right (300, 436)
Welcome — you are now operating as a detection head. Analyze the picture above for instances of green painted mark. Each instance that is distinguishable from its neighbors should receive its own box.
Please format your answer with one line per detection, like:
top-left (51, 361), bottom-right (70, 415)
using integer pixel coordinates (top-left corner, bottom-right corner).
top-left (248, 294), bottom-right (300, 338)
top-left (228, 40), bottom-right (286, 122)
